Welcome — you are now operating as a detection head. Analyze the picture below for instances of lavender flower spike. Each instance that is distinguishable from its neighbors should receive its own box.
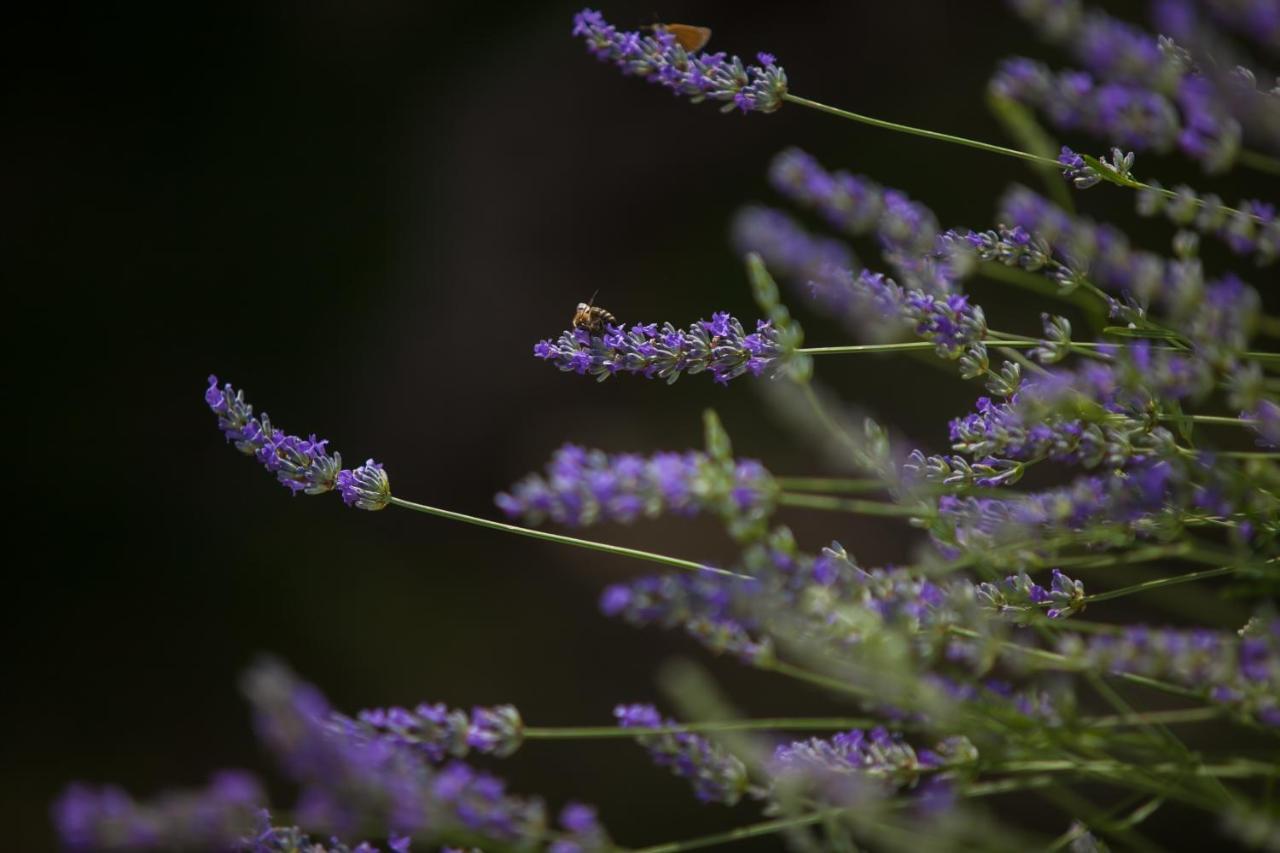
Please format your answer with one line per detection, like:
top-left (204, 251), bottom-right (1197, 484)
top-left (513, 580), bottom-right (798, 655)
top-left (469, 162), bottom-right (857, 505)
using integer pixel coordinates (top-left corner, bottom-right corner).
top-left (496, 443), bottom-right (777, 529)
top-left (206, 376), bottom-right (342, 495)
top-left (615, 703), bottom-right (749, 805)
top-left (54, 771), bottom-right (265, 851)
top-left (535, 312), bottom-right (787, 385)
top-left (572, 9), bottom-right (787, 113)
top-left (334, 700), bottom-right (523, 761)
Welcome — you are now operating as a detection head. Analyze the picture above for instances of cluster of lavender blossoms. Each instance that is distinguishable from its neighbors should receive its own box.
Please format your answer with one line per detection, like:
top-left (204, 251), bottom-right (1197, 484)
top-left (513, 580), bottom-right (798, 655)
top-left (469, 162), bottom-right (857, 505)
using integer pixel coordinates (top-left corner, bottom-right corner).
top-left (64, 4), bottom-right (1280, 852)
top-left (206, 376), bottom-right (391, 511)
top-left (572, 9), bottom-right (787, 113)
top-left (496, 443), bottom-right (776, 534)
top-left (534, 313), bottom-right (789, 385)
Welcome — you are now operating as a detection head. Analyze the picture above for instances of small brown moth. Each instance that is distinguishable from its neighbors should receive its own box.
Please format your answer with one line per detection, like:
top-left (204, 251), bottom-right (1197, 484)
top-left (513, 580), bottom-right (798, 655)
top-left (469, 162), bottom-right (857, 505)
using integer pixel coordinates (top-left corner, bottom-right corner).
top-left (657, 23), bottom-right (712, 52)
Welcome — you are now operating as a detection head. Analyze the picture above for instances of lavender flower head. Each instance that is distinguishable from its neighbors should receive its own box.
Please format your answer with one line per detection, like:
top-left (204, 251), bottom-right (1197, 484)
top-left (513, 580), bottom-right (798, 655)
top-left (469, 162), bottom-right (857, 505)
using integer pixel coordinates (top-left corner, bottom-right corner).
top-left (338, 460), bottom-right (391, 511)
top-left (207, 377), bottom-right (392, 509)
top-left (614, 703), bottom-right (749, 805)
top-left (572, 9), bottom-right (787, 113)
top-left (535, 313), bottom-right (787, 385)
top-left (54, 772), bottom-right (265, 851)
top-left (771, 728), bottom-right (976, 794)
top-left (207, 375), bottom-right (342, 495)
top-left (335, 701), bottom-right (523, 762)
top-left (496, 443), bottom-right (777, 529)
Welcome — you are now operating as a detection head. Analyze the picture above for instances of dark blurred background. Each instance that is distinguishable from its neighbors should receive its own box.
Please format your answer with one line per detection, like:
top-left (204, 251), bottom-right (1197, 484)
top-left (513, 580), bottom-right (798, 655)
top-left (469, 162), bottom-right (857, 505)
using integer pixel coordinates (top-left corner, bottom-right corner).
top-left (7, 1), bottom-right (1278, 850)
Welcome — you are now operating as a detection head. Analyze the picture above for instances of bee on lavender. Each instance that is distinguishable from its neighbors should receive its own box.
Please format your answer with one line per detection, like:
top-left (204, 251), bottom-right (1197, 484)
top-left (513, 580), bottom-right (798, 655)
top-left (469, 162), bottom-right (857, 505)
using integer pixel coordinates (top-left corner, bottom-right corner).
top-left (571, 293), bottom-right (617, 334)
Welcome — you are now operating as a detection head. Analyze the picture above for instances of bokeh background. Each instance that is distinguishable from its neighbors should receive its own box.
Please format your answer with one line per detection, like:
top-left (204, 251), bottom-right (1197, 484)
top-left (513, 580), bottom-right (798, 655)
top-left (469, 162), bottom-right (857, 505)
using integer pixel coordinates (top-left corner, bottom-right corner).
top-left (8, 1), bottom-right (1278, 849)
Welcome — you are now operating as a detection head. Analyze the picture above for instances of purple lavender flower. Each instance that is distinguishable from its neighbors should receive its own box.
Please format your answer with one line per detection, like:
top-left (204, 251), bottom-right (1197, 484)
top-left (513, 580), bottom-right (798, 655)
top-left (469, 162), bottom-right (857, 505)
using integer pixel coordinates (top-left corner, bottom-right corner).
top-left (767, 148), bottom-right (951, 291)
top-left (844, 270), bottom-right (988, 359)
top-left (976, 569), bottom-right (1085, 620)
top-left (336, 700), bottom-right (522, 761)
top-left (1202, 0), bottom-right (1280, 51)
top-left (599, 572), bottom-right (771, 663)
top-left (572, 9), bottom-right (787, 113)
top-left (550, 802), bottom-right (611, 853)
top-left (992, 59), bottom-right (1181, 152)
top-left (925, 455), bottom-right (1248, 554)
top-left (999, 185), bottom-right (1262, 346)
top-left (466, 705), bottom-right (524, 758)
top-left (1138, 182), bottom-right (1280, 265)
top-left (243, 660), bottom-right (549, 842)
top-left (1058, 146), bottom-right (1101, 188)
top-left (535, 313), bottom-right (787, 385)
top-left (1007, 1), bottom-right (1181, 88)
top-left (771, 728), bottom-right (976, 792)
top-left (206, 376), bottom-right (342, 495)
top-left (243, 815), bottom-right (405, 853)
top-left (337, 460), bottom-right (391, 511)
top-left (731, 206), bottom-right (858, 284)
top-left (1246, 399), bottom-right (1280, 448)
top-left (1057, 617), bottom-right (1280, 725)
top-left (53, 771), bottom-right (265, 851)
top-left (496, 444), bottom-right (777, 531)
top-left (614, 703), bottom-right (749, 805)
top-left (207, 377), bottom-right (400, 508)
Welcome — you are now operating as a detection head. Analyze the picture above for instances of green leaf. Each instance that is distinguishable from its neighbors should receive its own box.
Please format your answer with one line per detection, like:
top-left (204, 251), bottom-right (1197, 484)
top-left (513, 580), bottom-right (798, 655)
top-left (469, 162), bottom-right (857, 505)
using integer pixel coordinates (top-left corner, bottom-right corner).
top-left (703, 408), bottom-right (733, 461)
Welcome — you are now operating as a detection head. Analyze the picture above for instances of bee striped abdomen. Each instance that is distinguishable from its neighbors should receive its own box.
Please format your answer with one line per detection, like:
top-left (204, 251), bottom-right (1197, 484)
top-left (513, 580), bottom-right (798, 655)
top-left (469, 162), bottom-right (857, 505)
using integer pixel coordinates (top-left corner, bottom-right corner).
top-left (572, 302), bottom-right (618, 333)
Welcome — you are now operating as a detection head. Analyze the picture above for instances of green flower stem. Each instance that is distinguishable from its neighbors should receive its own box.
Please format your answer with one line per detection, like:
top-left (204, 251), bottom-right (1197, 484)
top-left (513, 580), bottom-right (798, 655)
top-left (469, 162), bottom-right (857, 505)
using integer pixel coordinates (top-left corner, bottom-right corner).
top-left (798, 340), bottom-right (1038, 356)
top-left (775, 476), bottom-right (886, 494)
top-left (992, 759), bottom-right (1280, 779)
top-left (1083, 565), bottom-right (1241, 604)
top-left (1052, 542), bottom-right (1193, 570)
top-left (1238, 148), bottom-right (1280, 176)
top-left (1082, 707), bottom-right (1223, 728)
top-left (782, 93), bottom-right (1266, 223)
top-left (759, 658), bottom-right (871, 701)
top-left (1215, 451), bottom-right (1280, 460)
top-left (385, 496), bottom-right (749, 580)
top-left (778, 491), bottom-right (924, 517)
top-left (782, 93), bottom-right (1057, 166)
top-left (1168, 414), bottom-right (1260, 427)
top-left (521, 718), bottom-right (875, 740)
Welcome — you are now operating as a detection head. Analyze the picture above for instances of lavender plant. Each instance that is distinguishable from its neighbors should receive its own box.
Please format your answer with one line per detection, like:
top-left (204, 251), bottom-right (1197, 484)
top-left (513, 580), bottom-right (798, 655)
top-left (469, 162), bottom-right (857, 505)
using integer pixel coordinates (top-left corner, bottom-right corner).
top-left (59, 4), bottom-right (1280, 852)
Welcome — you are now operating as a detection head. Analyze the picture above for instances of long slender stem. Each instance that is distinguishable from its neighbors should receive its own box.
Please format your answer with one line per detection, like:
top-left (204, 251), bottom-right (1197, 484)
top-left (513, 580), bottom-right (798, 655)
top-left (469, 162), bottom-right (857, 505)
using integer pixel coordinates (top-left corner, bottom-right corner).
top-left (783, 93), bottom-right (1268, 222)
top-left (1083, 565), bottom-right (1240, 604)
top-left (782, 93), bottom-right (1057, 165)
top-left (778, 491), bottom-right (923, 517)
top-left (991, 759), bottom-right (1280, 779)
top-left (1238, 148), bottom-right (1280, 176)
top-left (775, 476), bottom-right (885, 494)
top-left (1082, 707), bottom-right (1223, 728)
top-left (522, 718), bottom-right (875, 740)
top-left (385, 496), bottom-right (749, 580)
top-left (799, 340), bottom-right (1037, 356)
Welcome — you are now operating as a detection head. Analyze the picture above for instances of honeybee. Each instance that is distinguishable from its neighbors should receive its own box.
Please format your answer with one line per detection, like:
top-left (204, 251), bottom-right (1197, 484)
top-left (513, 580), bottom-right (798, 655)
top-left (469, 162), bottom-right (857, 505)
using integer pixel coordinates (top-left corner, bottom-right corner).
top-left (572, 292), bottom-right (617, 333)
top-left (656, 23), bottom-right (712, 52)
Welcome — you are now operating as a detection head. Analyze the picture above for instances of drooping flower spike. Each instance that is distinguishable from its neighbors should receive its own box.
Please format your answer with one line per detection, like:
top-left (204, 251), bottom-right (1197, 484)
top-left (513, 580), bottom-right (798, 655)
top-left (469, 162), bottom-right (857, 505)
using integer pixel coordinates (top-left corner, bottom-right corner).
top-left (206, 376), bottom-right (390, 510)
top-left (572, 9), bottom-right (787, 113)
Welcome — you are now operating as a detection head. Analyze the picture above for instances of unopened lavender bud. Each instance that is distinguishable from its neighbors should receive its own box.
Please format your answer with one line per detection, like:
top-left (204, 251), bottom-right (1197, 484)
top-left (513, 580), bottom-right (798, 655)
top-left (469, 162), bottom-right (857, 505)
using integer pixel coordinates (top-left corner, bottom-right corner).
top-left (337, 460), bottom-right (391, 511)
top-left (467, 705), bottom-right (524, 758)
